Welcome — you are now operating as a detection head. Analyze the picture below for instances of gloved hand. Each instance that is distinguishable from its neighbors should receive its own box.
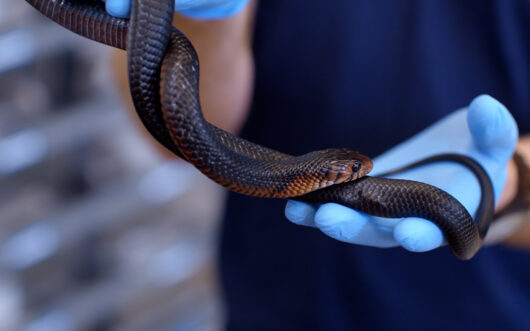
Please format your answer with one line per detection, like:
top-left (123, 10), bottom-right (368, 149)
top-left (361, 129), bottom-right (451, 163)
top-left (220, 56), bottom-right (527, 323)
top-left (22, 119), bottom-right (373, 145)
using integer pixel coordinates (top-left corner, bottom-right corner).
top-left (285, 95), bottom-right (518, 253)
top-left (104, 0), bottom-right (249, 19)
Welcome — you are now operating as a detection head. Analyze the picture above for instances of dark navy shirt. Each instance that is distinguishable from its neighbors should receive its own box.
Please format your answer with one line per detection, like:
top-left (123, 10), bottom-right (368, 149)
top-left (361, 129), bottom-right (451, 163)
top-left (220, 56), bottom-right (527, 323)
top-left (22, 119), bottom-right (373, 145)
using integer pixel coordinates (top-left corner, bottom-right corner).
top-left (219, 1), bottom-right (530, 330)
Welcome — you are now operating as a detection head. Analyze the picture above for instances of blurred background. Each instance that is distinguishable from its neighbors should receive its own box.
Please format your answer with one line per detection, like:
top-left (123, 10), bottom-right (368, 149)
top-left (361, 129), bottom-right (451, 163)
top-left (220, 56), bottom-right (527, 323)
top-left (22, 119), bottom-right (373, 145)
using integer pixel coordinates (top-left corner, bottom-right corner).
top-left (0, 0), bottom-right (226, 330)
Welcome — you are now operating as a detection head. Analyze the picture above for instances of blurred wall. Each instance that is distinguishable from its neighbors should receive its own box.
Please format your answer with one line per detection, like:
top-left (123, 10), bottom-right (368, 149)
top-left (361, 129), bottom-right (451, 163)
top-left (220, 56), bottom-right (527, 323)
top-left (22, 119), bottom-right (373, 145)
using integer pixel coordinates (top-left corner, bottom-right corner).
top-left (0, 1), bottom-right (225, 330)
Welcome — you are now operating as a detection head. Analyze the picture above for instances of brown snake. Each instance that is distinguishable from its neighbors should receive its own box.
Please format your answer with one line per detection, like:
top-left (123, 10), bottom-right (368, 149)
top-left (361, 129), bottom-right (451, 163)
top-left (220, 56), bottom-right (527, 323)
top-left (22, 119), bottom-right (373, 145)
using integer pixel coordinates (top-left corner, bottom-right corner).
top-left (24, 0), bottom-right (495, 259)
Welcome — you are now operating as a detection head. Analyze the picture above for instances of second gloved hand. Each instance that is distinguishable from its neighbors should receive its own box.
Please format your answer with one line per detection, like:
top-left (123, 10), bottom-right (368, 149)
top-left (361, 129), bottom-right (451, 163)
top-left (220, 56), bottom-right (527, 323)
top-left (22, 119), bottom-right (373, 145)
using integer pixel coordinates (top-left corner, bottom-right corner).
top-left (105, 0), bottom-right (249, 19)
top-left (285, 95), bottom-right (518, 253)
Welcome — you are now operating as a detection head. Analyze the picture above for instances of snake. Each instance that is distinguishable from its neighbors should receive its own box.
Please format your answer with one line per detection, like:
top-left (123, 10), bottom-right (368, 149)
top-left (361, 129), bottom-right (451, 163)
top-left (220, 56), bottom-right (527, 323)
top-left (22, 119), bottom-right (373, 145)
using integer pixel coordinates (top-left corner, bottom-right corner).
top-left (24, 0), bottom-right (494, 260)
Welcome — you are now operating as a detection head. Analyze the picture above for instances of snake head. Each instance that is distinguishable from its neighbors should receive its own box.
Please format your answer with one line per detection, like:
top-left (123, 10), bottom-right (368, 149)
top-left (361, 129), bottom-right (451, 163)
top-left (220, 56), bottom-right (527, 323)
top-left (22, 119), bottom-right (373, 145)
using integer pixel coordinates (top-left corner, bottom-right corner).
top-left (324, 149), bottom-right (373, 184)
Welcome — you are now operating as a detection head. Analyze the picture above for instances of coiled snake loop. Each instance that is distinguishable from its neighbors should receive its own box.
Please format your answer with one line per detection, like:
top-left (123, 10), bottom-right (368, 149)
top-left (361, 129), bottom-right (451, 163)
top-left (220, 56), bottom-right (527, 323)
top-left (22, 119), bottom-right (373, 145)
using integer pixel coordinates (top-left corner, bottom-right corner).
top-left (24, 0), bottom-right (495, 259)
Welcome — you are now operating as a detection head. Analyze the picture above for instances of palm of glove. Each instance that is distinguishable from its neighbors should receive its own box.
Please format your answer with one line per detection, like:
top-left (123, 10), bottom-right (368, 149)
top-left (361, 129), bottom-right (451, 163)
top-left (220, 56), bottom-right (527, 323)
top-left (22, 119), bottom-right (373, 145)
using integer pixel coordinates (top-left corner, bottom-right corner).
top-left (285, 95), bottom-right (518, 253)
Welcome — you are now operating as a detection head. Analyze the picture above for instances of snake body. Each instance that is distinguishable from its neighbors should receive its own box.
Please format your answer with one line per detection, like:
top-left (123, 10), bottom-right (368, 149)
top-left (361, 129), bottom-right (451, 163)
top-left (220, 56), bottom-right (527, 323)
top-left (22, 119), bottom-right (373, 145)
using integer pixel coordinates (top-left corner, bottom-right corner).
top-left (25, 0), bottom-right (494, 259)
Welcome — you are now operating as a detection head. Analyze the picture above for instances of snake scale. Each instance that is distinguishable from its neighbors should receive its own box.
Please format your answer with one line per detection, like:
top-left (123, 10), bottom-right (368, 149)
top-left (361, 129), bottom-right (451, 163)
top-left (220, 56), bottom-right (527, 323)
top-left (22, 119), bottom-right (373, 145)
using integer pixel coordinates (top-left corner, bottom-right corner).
top-left (24, 0), bottom-right (494, 259)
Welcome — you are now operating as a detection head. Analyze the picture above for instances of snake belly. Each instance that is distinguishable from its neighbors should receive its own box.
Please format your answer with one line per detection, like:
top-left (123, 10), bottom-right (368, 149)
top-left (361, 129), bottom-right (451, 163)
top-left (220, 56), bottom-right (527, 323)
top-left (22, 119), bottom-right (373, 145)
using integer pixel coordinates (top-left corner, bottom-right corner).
top-left (24, 0), bottom-right (495, 259)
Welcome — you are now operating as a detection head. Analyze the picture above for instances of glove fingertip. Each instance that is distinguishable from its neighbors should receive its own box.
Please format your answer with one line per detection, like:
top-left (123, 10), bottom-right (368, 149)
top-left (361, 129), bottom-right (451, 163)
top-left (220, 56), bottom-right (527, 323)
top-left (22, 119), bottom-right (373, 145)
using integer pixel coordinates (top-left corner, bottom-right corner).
top-left (314, 203), bottom-right (368, 242)
top-left (468, 94), bottom-right (518, 158)
top-left (178, 0), bottom-right (249, 19)
top-left (314, 203), bottom-right (363, 225)
top-left (105, 0), bottom-right (131, 18)
top-left (394, 218), bottom-right (444, 252)
top-left (285, 200), bottom-right (316, 227)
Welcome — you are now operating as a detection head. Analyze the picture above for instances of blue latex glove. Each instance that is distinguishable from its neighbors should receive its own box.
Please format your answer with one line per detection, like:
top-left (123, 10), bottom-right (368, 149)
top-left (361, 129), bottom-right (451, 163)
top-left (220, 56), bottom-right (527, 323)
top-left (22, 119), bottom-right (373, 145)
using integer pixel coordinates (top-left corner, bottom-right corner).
top-left (104, 0), bottom-right (248, 19)
top-left (285, 95), bottom-right (518, 253)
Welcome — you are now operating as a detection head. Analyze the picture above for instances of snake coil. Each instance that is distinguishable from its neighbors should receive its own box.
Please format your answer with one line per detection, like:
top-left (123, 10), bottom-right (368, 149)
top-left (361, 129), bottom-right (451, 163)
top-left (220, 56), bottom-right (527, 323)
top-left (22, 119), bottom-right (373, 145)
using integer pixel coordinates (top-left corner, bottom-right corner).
top-left (24, 0), bottom-right (494, 259)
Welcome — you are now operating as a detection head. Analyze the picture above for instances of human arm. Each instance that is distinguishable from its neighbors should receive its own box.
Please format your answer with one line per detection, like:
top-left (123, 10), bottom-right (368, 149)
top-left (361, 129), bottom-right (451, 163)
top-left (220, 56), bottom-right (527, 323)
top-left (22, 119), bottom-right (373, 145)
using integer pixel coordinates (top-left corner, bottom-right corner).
top-left (499, 135), bottom-right (530, 247)
top-left (286, 95), bottom-right (530, 252)
top-left (110, 0), bottom-right (256, 140)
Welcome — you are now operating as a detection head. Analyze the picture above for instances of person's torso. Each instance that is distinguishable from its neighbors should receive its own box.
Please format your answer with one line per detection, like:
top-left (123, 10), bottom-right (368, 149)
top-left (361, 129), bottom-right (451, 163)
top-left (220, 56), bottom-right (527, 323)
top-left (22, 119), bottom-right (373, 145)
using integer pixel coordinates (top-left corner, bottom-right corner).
top-left (220, 1), bottom-right (530, 330)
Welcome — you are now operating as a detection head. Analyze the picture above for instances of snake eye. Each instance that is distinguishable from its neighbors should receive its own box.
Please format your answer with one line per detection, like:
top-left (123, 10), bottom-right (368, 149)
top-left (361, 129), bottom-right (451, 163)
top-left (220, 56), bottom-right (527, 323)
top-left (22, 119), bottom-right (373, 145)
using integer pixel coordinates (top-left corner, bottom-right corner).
top-left (351, 162), bottom-right (360, 173)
